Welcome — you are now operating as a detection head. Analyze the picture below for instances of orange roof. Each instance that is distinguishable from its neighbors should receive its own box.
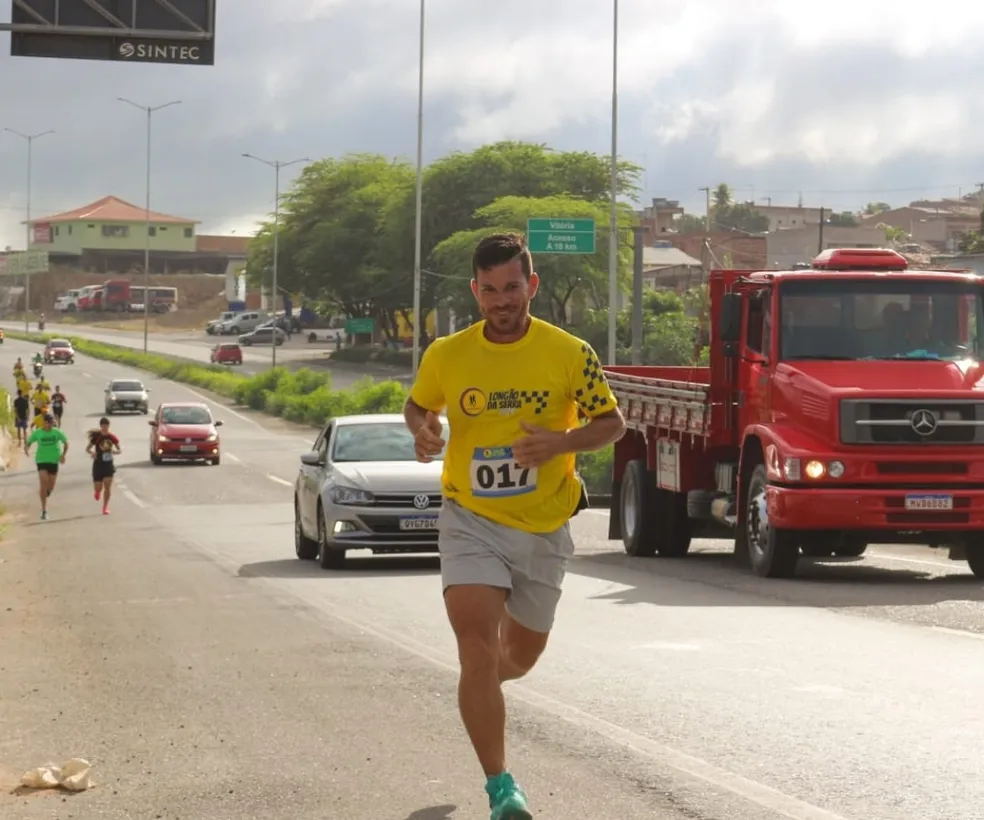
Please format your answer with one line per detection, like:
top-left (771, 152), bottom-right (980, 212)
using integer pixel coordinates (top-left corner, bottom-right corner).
top-left (30, 195), bottom-right (198, 225)
top-left (196, 234), bottom-right (250, 255)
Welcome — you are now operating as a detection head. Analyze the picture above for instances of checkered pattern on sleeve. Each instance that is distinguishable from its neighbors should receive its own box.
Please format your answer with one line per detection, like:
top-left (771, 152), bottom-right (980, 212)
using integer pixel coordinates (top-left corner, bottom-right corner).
top-left (574, 343), bottom-right (612, 414)
top-left (520, 390), bottom-right (550, 414)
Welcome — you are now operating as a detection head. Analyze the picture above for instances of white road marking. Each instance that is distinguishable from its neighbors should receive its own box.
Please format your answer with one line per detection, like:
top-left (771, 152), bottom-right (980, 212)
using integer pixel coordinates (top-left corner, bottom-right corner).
top-left (180, 385), bottom-right (263, 428)
top-left (82, 371), bottom-right (92, 378)
top-left (117, 482), bottom-right (146, 508)
top-left (225, 452), bottom-right (242, 463)
top-left (266, 474), bottom-right (293, 488)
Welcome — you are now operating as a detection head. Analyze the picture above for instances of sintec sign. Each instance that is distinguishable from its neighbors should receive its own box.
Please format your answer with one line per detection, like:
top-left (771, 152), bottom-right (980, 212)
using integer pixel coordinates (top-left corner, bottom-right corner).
top-left (118, 41), bottom-right (202, 64)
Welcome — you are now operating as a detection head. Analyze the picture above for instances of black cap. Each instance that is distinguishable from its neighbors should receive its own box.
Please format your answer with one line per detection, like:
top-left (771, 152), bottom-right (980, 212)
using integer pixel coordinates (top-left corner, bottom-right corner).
top-left (43, 413), bottom-right (54, 422)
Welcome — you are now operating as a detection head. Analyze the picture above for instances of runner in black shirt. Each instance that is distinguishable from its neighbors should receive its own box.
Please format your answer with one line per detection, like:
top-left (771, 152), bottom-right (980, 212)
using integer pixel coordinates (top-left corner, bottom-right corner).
top-left (86, 417), bottom-right (121, 516)
top-left (12, 390), bottom-right (29, 444)
top-left (50, 385), bottom-right (67, 428)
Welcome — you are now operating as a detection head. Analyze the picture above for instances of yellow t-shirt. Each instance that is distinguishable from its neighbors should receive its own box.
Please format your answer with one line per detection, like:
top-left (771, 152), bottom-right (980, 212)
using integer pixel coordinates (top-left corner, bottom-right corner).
top-left (32, 412), bottom-right (46, 430)
top-left (32, 389), bottom-right (50, 408)
top-left (17, 378), bottom-right (31, 396)
top-left (411, 317), bottom-right (618, 534)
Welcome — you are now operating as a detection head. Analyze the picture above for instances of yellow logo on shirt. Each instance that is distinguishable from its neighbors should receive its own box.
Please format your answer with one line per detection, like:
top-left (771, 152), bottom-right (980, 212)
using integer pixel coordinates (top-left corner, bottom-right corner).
top-left (459, 387), bottom-right (487, 417)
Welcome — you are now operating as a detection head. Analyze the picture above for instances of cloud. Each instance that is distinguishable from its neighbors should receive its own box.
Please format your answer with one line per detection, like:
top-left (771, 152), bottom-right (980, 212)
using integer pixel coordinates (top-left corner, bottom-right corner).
top-left (1, 0), bottom-right (983, 250)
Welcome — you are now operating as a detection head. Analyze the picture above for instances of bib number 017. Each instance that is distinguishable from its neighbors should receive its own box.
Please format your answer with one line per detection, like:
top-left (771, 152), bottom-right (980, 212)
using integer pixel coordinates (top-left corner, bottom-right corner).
top-left (470, 446), bottom-right (537, 498)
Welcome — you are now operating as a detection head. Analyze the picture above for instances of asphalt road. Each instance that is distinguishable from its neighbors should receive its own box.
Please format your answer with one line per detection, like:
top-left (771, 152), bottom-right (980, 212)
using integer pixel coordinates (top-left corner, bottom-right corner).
top-left (1, 318), bottom-right (412, 387)
top-left (1, 337), bottom-right (983, 820)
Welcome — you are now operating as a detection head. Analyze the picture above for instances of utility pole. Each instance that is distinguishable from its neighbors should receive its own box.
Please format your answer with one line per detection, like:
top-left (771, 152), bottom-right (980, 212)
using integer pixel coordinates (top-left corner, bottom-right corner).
top-left (118, 98), bottom-right (182, 354)
top-left (411, 0), bottom-right (426, 374)
top-left (818, 206), bottom-right (825, 254)
top-left (699, 186), bottom-right (711, 230)
top-left (243, 154), bottom-right (311, 369)
top-left (631, 225), bottom-right (647, 365)
top-left (4, 128), bottom-right (53, 330)
top-left (606, 0), bottom-right (620, 366)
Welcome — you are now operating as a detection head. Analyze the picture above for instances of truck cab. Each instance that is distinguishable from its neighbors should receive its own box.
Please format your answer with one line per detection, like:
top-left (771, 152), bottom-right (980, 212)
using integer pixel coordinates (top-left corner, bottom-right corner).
top-left (605, 248), bottom-right (984, 579)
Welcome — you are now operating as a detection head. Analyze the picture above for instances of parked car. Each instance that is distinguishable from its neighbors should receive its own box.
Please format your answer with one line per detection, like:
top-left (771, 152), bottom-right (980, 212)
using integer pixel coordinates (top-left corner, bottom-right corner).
top-left (293, 413), bottom-right (446, 569)
top-left (206, 311), bottom-right (240, 335)
top-left (216, 311), bottom-right (268, 335)
top-left (210, 342), bottom-right (244, 365)
top-left (239, 326), bottom-right (286, 346)
top-left (148, 402), bottom-right (222, 466)
top-left (43, 338), bottom-right (74, 363)
top-left (104, 378), bottom-right (150, 414)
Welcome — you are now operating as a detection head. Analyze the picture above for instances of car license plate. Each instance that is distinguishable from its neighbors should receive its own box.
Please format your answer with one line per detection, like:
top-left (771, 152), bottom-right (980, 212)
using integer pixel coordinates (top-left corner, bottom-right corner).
top-left (399, 516), bottom-right (438, 531)
top-left (904, 493), bottom-right (953, 511)
top-left (179, 445), bottom-right (198, 453)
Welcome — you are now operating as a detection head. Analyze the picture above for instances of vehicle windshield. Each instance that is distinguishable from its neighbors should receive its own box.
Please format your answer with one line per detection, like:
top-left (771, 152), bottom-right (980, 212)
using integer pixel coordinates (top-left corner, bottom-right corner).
top-left (161, 406), bottom-right (212, 425)
top-left (779, 278), bottom-right (983, 362)
top-left (331, 421), bottom-right (447, 462)
top-left (112, 381), bottom-right (144, 392)
top-left (49, 340), bottom-right (70, 348)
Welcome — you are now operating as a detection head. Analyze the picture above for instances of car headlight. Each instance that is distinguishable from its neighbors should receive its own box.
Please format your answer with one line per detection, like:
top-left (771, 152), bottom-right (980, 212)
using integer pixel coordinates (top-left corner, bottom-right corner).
top-left (109, 394), bottom-right (117, 401)
top-left (206, 433), bottom-right (217, 441)
top-left (330, 485), bottom-right (374, 505)
top-left (158, 435), bottom-right (169, 442)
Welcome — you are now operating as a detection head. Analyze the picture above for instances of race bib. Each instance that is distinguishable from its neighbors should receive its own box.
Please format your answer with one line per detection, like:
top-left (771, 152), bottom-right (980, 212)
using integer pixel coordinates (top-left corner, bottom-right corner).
top-left (469, 446), bottom-right (537, 498)
top-left (101, 452), bottom-right (113, 462)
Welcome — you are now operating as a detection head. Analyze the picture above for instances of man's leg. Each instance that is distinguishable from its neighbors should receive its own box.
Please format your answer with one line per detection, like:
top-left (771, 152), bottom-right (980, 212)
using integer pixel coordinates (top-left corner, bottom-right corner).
top-left (37, 469), bottom-right (49, 512)
top-left (102, 476), bottom-right (113, 513)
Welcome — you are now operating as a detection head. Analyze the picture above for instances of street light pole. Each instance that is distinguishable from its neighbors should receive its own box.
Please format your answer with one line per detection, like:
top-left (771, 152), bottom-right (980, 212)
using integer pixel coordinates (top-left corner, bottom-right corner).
top-left (607, 0), bottom-right (620, 365)
top-left (411, 0), bottom-right (426, 374)
top-left (4, 128), bottom-right (54, 332)
top-left (118, 98), bottom-right (182, 354)
top-left (243, 154), bottom-right (310, 369)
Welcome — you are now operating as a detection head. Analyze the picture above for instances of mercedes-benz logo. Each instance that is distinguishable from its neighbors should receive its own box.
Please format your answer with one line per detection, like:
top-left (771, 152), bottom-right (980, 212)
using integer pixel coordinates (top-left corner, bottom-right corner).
top-left (910, 409), bottom-right (938, 436)
top-left (412, 494), bottom-right (431, 510)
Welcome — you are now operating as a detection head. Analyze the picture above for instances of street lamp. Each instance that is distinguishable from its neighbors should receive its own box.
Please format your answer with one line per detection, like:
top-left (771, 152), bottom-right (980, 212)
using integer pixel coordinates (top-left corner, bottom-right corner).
top-left (411, 0), bottom-right (426, 374)
top-left (4, 128), bottom-right (54, 332)
top-left (118, 97), bottom-right (182, 354)
top-left (242, 153), bottom-right (310, 369)
top-left (607, 0), bottom-right (619, 365)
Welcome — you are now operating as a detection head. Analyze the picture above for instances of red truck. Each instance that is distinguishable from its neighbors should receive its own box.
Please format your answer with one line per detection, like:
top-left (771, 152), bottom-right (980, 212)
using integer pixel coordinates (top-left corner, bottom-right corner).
top-left (605, 247), bottom-right (984, 579)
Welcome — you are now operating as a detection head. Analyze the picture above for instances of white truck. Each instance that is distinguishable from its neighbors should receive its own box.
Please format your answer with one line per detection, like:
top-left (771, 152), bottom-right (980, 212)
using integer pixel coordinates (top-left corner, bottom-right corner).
top-left (53, 289), bottom-right (81, 312)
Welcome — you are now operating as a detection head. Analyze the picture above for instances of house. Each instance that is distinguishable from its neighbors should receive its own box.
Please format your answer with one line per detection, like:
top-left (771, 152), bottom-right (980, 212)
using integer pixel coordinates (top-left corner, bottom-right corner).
top-left (767, 225), bottom-right (887, 269)
top-left (667, 232), bottom-right (767, 270)
top-left (25, 196), bottom-right (244, 274)
top-left (748, 204), bottom-right (825, 232)
top-left (638, 197), bottom-right (685, 237)
top-left (860, 205), bottom-right (979, 251)
top-left (640, 243), bottom-right (703, 291)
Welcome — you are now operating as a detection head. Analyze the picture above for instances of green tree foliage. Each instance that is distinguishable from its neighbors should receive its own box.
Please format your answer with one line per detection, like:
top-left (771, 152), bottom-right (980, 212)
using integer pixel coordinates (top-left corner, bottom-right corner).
top-left (430, 194), bottom-right (636, 325)
top-left (672, 213), bottom-right (707, 234)
top-left (958, 209), bottom-right (984, 253)
top-left (709, 183), bottom-right (769, 233)
top-left (827, 211), bottom-right (858, 227)
top-left (863, 201), bottom-right (891, 215)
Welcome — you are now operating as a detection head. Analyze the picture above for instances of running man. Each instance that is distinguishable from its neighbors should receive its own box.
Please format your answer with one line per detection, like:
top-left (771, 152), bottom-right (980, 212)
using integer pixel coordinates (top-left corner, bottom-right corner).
top-left (86, 417), bottom-right (120, 515)
top-left (31, 381), bottom-right (50, 419)
top-left (12, 389), bottom-right (29, 444)
top-left (50, 385), bottom-right (67, 427)
top-left (403, 232), bottom-right (625, 820)
top-left (25, 412), bottom-right (69, 521)
top-left (12, 357), bottom-right (24, 379)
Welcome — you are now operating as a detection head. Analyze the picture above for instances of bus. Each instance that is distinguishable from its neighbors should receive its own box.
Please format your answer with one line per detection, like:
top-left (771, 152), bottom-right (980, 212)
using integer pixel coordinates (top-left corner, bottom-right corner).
top-left (129, 285), bottom-right (178, 313)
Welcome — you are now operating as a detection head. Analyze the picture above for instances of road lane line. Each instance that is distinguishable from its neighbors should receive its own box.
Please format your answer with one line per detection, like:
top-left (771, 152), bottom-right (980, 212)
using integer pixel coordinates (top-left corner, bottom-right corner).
top-left (266, 474), bottom-right (292, 488)
top-left (225, 452), bottom-right (242, 463)
top-left (82, 371), bottom-right (92, 378)
top-left (180, 385), bottom-right (263, 428)
top-left (117, 482), bottom-right (147, 508)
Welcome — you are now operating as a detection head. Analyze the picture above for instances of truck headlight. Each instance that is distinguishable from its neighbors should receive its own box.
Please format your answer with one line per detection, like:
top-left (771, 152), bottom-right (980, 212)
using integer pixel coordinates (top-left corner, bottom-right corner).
top-left (827, 461), bottom-right (845, 478)
top-left (804, 460), bottom-right (825, 479)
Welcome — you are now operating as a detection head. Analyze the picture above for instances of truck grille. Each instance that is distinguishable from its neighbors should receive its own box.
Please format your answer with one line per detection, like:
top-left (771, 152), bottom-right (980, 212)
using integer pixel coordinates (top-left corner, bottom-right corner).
top-left (840, 400), bottom-right (984, 445)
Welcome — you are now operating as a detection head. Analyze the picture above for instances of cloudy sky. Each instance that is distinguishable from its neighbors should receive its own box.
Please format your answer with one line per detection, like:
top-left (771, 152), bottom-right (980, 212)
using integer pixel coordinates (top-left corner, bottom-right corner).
top-left (0, 0), bottom-right (982, 248)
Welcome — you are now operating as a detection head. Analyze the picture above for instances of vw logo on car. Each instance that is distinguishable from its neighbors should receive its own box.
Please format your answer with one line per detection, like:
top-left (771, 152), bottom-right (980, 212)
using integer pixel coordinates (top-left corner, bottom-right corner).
top-left (413, 494), bottom-right (431, 510)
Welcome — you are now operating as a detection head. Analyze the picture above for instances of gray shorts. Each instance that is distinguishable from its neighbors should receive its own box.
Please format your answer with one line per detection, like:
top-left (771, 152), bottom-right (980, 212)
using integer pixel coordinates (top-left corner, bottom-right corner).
top-left (438, 499), bottom-right (576, 634)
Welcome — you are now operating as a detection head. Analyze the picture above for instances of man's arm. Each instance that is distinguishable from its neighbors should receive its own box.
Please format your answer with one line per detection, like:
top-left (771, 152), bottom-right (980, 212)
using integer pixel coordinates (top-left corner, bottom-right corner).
top-left (561, 408), bottom-right (625, 453)
top-left (403, 397), bottom-right (432, 436)
top-left (403, 342), bottom-right (445, 435)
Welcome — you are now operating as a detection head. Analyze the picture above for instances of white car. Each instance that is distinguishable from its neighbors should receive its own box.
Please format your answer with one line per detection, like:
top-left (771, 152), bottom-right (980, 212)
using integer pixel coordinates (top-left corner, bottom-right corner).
top-left (293, 413), bottom-right (447, 569)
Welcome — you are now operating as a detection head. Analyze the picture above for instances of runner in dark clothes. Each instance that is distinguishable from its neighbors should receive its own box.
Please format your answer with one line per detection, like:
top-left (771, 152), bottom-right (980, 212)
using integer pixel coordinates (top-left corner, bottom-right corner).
top-left (50, 385), bottom-right (67, 428)
top-left (86, 417), bottom-right (121, 516)
top-left (13, 390), bottom-right (29, 444)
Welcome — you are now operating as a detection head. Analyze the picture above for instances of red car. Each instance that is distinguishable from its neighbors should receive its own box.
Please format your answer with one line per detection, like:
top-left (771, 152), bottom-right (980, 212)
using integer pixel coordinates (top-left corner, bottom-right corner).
top-left (148, 402), bottom-right (223, 466)
top-left (43, 338), bottom-right (75, 364)
top-left (210, 342), bottom-right (243, 365)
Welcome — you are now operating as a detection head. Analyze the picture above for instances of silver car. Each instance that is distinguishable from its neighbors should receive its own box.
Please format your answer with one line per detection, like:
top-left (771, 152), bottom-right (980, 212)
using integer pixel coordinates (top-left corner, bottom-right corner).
top-left (293, 413), bottom-right (446, 569)
top-left (105, 378), bottom-right (150, 415)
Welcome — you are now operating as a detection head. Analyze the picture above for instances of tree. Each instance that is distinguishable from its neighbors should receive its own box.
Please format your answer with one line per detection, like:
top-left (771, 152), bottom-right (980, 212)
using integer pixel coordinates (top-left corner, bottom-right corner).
top-left (431, 195), bottom-right (636, 325)
top-left (827, 211), bottom-right (858, 227)
top-left (881, 224), bottom-right (908, 244)
top-left (709, 183), bottom-right (769, 233)
top-left (958, 209), bottom-right (984, 253)
top-left (380, 142), bottom-right (643, 332)
top-left (672, 213), bottom-right (706, 234)
top-left (864, 202), bottom-right (891, 215)
top-left (246, 154), bottom-right (415, 340)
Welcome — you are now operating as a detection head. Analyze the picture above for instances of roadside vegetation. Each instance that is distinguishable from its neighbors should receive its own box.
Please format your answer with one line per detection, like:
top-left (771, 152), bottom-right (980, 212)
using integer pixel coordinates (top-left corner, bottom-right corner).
top-left (6, 330), bottom-right (616, 495)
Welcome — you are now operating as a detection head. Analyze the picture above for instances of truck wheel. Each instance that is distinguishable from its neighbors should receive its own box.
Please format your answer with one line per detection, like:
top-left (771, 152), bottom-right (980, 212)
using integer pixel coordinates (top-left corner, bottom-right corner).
top-left (745, 464), bottom-right (800, 578)
top-left (620, 459), bottom-right (657, 557)
top-left (966, 545), bottom-right (984, 579)
top-left (654, 488), bottom-right (691, 557)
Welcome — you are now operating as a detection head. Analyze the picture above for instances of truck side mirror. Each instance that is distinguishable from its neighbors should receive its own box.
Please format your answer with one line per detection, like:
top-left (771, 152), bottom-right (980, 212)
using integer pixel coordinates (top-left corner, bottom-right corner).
top-left (719, 293), bottom-right (742, 344)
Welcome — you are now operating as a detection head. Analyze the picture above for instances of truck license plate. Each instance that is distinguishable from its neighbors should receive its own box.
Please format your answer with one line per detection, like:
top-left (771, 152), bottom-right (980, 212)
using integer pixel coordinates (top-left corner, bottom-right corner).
top-left (904, 494), bottom-right (953, 511)
top-left (179, 445), bottom-right (198, 453)
top-left (399, 516), bottom-right (438, 531)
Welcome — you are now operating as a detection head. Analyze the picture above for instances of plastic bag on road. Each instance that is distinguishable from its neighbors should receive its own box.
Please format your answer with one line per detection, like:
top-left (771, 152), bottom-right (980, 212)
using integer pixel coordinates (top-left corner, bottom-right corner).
top-left (20, 758), bottom-right (94, 791)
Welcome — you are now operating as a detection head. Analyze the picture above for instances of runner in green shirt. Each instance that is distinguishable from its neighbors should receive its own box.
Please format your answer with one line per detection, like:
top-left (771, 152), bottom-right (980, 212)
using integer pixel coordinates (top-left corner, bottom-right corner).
top-left (25, 413), bottom-right (69, 521)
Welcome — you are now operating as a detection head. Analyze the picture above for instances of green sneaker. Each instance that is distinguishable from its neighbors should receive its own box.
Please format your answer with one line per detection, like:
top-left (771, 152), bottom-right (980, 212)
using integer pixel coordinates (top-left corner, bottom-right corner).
top-left (486, 772), bottom-right (532, 820)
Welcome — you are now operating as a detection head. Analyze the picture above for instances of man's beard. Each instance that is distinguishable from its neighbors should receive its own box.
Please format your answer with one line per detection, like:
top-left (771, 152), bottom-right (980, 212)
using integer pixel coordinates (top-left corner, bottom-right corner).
top-left (483, 304), bottom-right (528, 334)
